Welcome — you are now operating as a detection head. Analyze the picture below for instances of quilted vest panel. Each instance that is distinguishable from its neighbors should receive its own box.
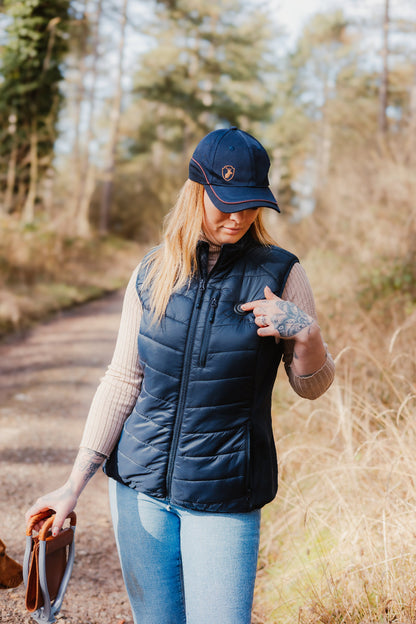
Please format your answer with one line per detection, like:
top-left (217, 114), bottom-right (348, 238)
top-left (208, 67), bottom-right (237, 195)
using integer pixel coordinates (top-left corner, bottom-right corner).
top-left (105, 234), bottom-right (298, 512)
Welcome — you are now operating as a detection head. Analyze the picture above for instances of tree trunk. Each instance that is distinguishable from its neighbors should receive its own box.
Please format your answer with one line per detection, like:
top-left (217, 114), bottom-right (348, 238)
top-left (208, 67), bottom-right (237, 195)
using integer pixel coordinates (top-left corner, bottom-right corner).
top-left (317, 72), bottom-right (332, 187)
top-left (2, 112), bottom-right (18, 215)
top-left (77, 164), bottom-right (97, 237)
top-left (407, 65), bottom-right (416, 165)
top-left (3, 142), bottom-right (17, 215)
top-left (74, 0), bottom-right (103, 238)
top-left (69, 2), bottom-right (88, 234)
top-left (41, 167), bottom-right (55, 218)
top-left (378, 0), bottom-right (389, 135)
top-left (21, 123), bottom-right (38, 223)
top-left (99, 0), bottom-right (128, 235)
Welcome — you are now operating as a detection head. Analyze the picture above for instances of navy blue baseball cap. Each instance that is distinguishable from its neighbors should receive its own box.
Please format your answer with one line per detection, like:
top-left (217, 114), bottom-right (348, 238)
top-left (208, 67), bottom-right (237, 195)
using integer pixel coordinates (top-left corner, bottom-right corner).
top-left (189, 127), bottom-right (280, 213)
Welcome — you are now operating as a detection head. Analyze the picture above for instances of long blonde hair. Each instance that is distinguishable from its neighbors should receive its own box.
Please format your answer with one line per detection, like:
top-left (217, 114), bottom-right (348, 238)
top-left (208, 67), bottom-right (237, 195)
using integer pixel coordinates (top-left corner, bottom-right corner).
top-left (143, 179), bottom-right (277, 320)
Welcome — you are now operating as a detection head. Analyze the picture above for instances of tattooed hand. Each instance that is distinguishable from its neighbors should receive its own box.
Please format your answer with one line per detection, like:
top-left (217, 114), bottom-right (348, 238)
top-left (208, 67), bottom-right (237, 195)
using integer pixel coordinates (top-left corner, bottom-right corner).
top-left (241, 286), bottom-right (315, 340)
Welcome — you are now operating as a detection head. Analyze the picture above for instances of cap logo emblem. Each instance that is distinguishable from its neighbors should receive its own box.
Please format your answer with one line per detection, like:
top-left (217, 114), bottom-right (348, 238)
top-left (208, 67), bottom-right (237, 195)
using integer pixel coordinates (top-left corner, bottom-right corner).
top-left (222, 165), bottom-right (235, 181)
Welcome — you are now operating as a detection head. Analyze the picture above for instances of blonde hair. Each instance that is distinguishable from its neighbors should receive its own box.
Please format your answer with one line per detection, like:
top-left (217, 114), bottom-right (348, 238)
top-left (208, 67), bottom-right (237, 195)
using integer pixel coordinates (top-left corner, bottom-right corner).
top-left (143, 179), bottom-right (277, 320)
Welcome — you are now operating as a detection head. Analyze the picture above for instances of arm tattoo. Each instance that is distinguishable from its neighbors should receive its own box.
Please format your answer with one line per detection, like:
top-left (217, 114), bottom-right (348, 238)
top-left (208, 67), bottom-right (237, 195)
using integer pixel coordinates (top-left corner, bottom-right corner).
top-left (74, 448), bottom-right (106, 487)
top-left (270, 301), bottom-right (313, 338)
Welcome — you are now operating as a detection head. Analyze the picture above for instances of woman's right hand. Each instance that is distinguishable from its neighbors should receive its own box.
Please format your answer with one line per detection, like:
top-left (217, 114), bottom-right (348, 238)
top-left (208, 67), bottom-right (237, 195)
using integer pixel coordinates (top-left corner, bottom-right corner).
top-left (25, 482), bottom-right (78, 536)
top-left (25, 447), bottom-right (106, 536)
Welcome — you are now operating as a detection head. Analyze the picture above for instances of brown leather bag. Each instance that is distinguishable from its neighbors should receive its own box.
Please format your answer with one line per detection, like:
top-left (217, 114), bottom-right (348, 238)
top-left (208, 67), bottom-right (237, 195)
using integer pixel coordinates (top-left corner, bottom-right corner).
top-left (24, 510), bottom-right (76, 621)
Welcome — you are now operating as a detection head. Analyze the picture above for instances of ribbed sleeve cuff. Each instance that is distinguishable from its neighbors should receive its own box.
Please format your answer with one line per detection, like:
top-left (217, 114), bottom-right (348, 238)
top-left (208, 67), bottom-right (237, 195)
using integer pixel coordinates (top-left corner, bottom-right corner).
top-left (288, 351), bottom-right (335, 400)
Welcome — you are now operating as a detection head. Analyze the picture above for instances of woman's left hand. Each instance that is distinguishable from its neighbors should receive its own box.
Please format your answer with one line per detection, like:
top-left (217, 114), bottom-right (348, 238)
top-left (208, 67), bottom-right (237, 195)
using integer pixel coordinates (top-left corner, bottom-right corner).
top-left (241, 286), bottom-right (315, 340)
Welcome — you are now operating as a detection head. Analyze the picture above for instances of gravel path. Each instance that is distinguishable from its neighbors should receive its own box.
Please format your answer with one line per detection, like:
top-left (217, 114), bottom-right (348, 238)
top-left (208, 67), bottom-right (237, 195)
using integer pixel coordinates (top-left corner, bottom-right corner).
top-left (0, 292), bottom-right (132, 624)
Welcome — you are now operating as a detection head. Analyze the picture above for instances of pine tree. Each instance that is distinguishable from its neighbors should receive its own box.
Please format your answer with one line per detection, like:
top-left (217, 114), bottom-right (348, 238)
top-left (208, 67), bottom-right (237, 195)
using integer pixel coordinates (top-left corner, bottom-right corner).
top-left (0, 0), bottom-right (71, 219)
top-left (139, 0), bottom-right (273, 141)
top-left (108, 0), bottom-right (276, 239)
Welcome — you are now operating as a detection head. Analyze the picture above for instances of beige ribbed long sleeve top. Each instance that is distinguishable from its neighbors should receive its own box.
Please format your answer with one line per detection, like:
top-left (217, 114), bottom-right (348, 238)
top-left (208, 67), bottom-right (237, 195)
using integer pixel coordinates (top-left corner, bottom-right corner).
top-left (80, 249), bottom-right (335, 457)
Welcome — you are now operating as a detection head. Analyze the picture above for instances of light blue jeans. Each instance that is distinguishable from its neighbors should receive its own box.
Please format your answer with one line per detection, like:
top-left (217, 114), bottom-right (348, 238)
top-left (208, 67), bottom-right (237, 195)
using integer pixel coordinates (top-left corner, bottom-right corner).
top-left (108, 478), bottom-right (261, 624)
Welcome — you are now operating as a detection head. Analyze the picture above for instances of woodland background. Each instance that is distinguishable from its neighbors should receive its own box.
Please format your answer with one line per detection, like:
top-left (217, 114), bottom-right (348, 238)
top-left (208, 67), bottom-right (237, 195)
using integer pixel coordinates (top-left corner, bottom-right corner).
top-left (0, 0), bottom-right (416, 622)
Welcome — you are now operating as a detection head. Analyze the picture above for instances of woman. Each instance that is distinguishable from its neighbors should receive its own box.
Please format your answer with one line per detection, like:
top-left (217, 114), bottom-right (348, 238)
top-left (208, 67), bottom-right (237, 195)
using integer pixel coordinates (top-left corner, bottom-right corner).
top-left (27, 127), bottom-right (335, 624)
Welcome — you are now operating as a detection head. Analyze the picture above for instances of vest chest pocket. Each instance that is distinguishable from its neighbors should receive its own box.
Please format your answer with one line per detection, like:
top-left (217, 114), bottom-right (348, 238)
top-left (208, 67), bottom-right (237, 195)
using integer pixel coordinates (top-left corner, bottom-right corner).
top-left (199, 291), bottom-right (219, 367)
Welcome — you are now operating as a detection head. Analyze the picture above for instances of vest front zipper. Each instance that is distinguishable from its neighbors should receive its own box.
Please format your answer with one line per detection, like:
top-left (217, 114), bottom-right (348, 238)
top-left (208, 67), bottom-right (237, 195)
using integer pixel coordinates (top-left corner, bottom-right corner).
top-left (199, 291), bottom-right (219, 367)
top-left (165, 278), bottom-right (207, 498)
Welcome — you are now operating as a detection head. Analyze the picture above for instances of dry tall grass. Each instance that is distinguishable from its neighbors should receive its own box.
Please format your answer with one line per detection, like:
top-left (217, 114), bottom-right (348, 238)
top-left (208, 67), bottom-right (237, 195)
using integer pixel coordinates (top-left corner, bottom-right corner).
top-left (254, 148), bottom-right (416, 623)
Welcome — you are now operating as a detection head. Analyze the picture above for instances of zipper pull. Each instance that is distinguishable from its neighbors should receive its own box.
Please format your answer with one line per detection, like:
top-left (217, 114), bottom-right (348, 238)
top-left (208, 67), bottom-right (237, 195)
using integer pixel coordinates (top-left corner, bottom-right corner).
top-left (209, 296), bottom-right (218, 322)
top-left (196, 280), bottom-right (206, 308)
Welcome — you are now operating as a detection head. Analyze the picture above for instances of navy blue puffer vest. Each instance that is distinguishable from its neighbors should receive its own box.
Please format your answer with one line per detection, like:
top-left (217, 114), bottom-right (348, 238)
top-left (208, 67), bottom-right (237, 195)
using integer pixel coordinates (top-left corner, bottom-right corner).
top-left (105, 233), bottom-right (298, 512)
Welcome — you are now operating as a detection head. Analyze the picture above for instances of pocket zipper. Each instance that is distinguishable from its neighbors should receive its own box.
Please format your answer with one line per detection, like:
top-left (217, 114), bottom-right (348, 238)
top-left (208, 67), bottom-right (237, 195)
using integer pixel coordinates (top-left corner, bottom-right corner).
top-left (199, 292), bottom-right (219, 367)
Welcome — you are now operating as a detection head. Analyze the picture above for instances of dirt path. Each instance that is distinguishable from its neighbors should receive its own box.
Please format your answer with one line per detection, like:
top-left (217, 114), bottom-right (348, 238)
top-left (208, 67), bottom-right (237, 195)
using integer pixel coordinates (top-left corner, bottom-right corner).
top-left (0, 292), bottom-right (133, 624)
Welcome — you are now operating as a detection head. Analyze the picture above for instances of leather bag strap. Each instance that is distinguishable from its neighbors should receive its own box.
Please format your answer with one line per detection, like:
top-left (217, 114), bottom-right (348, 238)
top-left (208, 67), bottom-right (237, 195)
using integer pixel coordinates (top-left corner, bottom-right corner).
top-left (26, 511), bottom-right (77, 538)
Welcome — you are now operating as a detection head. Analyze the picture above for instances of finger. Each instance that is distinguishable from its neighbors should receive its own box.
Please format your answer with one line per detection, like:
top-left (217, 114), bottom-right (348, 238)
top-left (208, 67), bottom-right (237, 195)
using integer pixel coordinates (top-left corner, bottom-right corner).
top-left (33, 521), bottom-right (46, 532)
top-left (264, 286), bottom-right (278, 300)
top-left (52, 518), bottom-right (64, 537)
top-left (255, 314), bottom-right (268, 328)
top-left (52, 505), bottom-right (75, 537)
top-left (240, 286), bottom-right (279, 311)
top-left (257, 326), bottom-right (278, 337)
top-left (25, 503), bottom-right (50, 524)
top-left (239, 299), bottom-right (264, 312)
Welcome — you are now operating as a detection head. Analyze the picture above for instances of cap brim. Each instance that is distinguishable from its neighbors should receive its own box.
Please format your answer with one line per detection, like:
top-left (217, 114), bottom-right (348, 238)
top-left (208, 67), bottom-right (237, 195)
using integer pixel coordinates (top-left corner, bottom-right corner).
top-left (204, 183), bottom-right (280, 213)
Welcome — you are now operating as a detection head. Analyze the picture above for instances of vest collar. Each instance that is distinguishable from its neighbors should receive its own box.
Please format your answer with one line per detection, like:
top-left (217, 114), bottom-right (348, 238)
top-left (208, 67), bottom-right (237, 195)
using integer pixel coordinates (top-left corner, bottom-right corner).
top-left (197, 231), bottom-right (257, 279)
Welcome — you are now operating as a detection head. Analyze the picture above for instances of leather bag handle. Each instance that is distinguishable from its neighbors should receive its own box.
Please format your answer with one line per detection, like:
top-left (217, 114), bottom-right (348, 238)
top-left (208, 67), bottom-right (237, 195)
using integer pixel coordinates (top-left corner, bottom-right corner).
top-left (26, 510), bottom-right (77, 538)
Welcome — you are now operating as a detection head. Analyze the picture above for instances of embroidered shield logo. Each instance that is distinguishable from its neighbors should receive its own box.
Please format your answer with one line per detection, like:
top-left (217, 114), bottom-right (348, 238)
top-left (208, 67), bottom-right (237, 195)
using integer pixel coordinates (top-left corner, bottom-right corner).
top-left (222, 165), bottom-right (235, 181)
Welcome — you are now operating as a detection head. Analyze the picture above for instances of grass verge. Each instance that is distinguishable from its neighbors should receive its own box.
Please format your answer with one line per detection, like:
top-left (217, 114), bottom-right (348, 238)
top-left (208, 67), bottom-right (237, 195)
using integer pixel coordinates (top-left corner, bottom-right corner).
top-left (0, 217), bottom-right (145, 340)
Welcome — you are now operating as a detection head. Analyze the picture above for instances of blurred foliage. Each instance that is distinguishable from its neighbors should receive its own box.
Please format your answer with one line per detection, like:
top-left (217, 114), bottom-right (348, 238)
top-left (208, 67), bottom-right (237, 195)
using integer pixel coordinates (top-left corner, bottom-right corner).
top-left (0, 0), bottom-right (415, 332)
top-left (0, 0), bottom-right (72, 214)
top-left (359, 255), bottom-right (416, 311)
top-left (0, 214), bottom-right (142, 337)
top-left (134, 0), bottom-right (274, 132)
top-left (108, 0), bottom-right (278, 238)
